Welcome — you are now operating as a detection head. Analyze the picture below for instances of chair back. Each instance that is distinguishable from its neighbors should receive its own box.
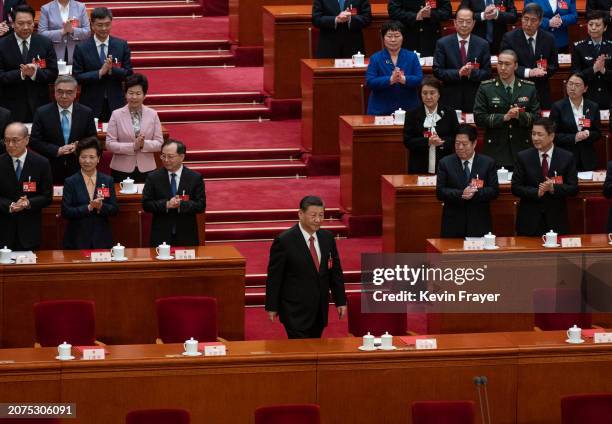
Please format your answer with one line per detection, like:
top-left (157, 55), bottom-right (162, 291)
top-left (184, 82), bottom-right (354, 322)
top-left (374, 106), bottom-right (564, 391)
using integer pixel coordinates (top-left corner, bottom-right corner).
top-left (412, 400), bottom-right (475, 424)
top-left (533, 288), bottom-right (592, 330)
top-left (583, 197), bottom-right (611, 234)
top-left (561, 393), bottom-right (612, 424)
top-left (347, 292), bottom-right (407, 337)
top-left (156, 296), bottom-right (218, 343)
top-left (126, 409), bottom-right (190, 424)
top-left (255, 404), bottom-right (320, 424)
top-left (34, 300), bottom-right (96, 347)
top-left (138, 210), bottom-right (152, 247)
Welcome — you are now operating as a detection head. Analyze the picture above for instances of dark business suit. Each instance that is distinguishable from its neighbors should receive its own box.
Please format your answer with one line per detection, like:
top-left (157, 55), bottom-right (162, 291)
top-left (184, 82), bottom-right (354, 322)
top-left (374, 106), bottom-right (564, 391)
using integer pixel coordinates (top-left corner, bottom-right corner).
top-left (266, 224), bottom-right (346, 338)
top-left (312, 0), bottom-right (371, 58)
top-left (0, 33), bottom-right (58, 122)
top-left (511, 147), bottom-right (579, 236)
top-left (0, 106), bottom-right (11, 154)
top-left (404, 103), bottom-right (459, 173)
top-left (549, 97), bottom-right (601, 171)
top-left (432, 33), bottom-right (491, 112)
top-left (603, 160), bottom-right (612, 232)
top-left (500, 28), bottom-right (558, 109)
top-left (72, 36), bottom-right (133, 120)
top-left (436, 153), bottom-right (499, 237)
top-left (0, 0), bottom-right (26, 37)
top-left (61, 171), bottom-right (117, 249)
top-left (0, 151), bottom-right (53, 250)
top-left (142, 166), bottom-right (206, 247)
top-left (29, 102), bottom-right (97, 184)
top-left (388, 0), bottom-right (452, 57)
top-left (460, 0), bottom-right (518, 54)
top-left (587, 0), bottom-right (612, 39)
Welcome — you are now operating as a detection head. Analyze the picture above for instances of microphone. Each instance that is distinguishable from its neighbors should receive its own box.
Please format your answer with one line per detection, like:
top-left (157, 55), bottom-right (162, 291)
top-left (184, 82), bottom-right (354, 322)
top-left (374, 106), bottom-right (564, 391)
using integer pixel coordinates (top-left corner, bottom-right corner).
top-left (473, 376), bottom-right (492, 424)
top-left (473, 376), bottom-right (485, 424)
top-left (481, 376), bottom-right (492, 424)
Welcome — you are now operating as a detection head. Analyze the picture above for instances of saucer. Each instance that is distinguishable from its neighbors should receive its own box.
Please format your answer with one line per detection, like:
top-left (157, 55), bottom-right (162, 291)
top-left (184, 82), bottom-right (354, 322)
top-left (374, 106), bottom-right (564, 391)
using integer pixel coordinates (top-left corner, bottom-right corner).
top-left (565, 339), bottom-right (585, 344)
top-left (182, 351), bottom-right (202, 356)
top-left (0, 260), bottom-right (13, 264)
top-left (379, 346), bottom-right (397, 351)
top-left (609, 242), bottom-right (612, 246)
top-left (542, 243), bottom-right (561, 248)
top-left (156, 255), bottom-right (174, 260)
top-left (483, 245), bottom-right (500, 250)
top-left (111, 257), bottom-right (128, 262)
top-left (56, 355), bottom-right (75, 360)
top-left (119, 189), bottom-right (138, 195)
top-left (358, 345), bottom-right (377, 351)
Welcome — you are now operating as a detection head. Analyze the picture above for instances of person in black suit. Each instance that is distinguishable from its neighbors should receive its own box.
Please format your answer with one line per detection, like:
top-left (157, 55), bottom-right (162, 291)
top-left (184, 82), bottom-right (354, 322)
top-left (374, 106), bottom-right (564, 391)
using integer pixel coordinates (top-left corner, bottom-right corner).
top-left (0, 122), bottom-right (53, 250)
top-left (29, 75), bottom-right (97, 185)
top-left (512, 117), bottom-right (579, 236)
top-left (571, 11), bottom-right (612, 110)
top-left (603, 160), bottom-right (612, 232)
top-left (312, 0), bottom-right (371, 58)
top-left (549, 73), bottom-right (601, 171)
top-left (436, 124), bottom-right (499, 237)
top-left (0, 106), bottom-right (11, 153)
top-left (388, 0), bottom-right (452, 56)
top-left (72, 7), bottom-right (133, 121)
top-left (586, 0), bottom-right (612, 39)
top-left (460, 0), bottom-right (517, 54)
top-left (499, 3), bottom-right (558, 109)
top-left (0, 5), bottom-right (58, 123)
top-left (432, 8), bottom-right (491, 112)
top-left (265, 195), bottom-right (347, 339)
top-left (0, 0), bottom-right (26, 37)
top-left (61, 137), bottom-right (117, 249)
top-left (142, 139), bottom-right (206, 247)
top-left (404, 76), bottom-right (459, 173)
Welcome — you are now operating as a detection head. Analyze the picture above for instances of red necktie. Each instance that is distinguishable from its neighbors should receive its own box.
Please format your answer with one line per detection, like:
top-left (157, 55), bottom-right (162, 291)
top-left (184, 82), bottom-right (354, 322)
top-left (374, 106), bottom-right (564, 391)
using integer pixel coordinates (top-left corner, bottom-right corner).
top-left (541, 153), bottom-right (549, 179)
top-left (460, 40), bottom-right (467, 65)
top-left (309, 236), bottom-right (320, 271)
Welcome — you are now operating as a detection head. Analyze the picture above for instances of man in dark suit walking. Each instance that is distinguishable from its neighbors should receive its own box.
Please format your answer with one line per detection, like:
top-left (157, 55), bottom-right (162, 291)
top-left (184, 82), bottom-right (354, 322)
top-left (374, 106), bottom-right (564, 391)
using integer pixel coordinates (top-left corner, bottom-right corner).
top-left (0, 122), bottom-right (53, 250)
top-left (499, 3), bottom-right (558, 109)
top-left (266, 196), bottom-right (347, 339)
top-left (460, 0), bottom-right (517, 54)
top-left (433, 8), bottom-right (491, 112)
top-left (142, 139), bottom-right (206, 247)
top-left (0, 5), bottom-right (58, 123)
top-left (30, 75), bottom-right (97, 184)
top-left (72, 7), bottom-right (132, 121)
top-left (312, 0), bottom-right (372, 58)
top-left (0, 0), bottom-right (26, 38)
top-left (512, 117), bottom-right (579, 236)
top-left (436, 124), bottom-right (499, 237)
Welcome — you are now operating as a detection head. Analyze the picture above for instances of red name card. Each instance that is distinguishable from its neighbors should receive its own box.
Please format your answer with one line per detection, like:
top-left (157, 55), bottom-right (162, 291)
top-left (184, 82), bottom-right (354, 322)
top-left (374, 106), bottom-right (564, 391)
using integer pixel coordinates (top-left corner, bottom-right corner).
top-left (398, 335), bottom-right (429, 345)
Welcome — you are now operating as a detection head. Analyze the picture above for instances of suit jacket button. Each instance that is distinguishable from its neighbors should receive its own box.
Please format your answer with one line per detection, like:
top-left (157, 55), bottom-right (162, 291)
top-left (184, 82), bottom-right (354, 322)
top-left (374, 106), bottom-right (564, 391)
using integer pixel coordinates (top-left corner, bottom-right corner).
top-left (509, 135), bottom-right (513, 138)
top-left (599, 88), bottom-right (603, 91)
top-left (509, 124), bottom-right (512, 128)
top-left (419, 28), bottom-right (423, 32)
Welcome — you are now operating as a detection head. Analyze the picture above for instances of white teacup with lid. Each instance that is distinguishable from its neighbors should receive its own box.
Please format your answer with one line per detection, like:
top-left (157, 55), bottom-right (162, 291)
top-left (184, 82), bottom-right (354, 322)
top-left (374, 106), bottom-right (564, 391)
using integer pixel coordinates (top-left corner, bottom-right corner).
top-left (120, 177), bottom-right (135, 193)
top-left (542, 230), bottom-right (558, 247)
top-left (484, 232), bottom-right (496, 249)
top-left (111, 243), bottom-right (125, 260)
top-left (352, 51), bottom-right (365, 66)
top-left (0, 246), bottom-right (12, 264)
top-left (183, 337), bottom-right (200, 355)
top-left (380, 332), bottom-right (394, 350)
top-left (156, 242), bottom-right (171, 258)
top-left (566, 325), bottom-right (583, 343)
top-left (57, 341), bottom-right (73, 360)
top-left (392, 108), bottom-right (406, 125)
top-left (360, 332), bottom-right (375, 351)
top-left (497, 166), bottom-right (509, 183)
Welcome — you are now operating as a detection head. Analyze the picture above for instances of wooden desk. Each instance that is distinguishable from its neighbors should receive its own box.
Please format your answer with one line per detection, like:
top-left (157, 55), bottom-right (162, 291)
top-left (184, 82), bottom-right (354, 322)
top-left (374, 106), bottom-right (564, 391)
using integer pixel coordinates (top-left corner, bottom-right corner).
top-left (1, 331), bottom-right (612, 424)
top-left (0, 246), bottom-right (245, 347)
top-left (381, 175), bottom-right (605, 253)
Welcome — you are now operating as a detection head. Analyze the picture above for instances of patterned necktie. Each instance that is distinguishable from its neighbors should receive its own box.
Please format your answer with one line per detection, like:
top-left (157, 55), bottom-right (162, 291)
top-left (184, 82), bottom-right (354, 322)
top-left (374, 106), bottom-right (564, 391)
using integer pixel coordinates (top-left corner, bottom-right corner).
top-left (309, 235), bottom-right (320, 270)
top-left (464, 160), bottom-right (471, 185)
top-left (541, 153), bottom-right (549, 179)
top-left (99, 43), bottom-right (106, 64)
top-left (170, 173), bottom-right (177, 196)
top-left (61, 109), bottom-right (70, 144)
top-left (15, 158), bottom-right (22, 180)
top-left (21, 39), bottom-right (28, 62)
top-left (460, 40), bottom-right (467, 65)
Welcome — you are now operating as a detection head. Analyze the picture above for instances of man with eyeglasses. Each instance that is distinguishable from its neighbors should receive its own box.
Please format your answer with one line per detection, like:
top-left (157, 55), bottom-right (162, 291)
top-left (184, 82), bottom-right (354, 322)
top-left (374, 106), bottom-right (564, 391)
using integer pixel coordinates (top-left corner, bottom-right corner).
top-left (29, 75), bottom-right (97, 184)
top-left (500, 2), bottom-right (558, 109)
top-left (0, 4), bottom-right (58, 123)
top-left (459, 0), bottom-right (517, 54)
top-left (432, 7), bottom-right (491, 112)
top-left (72, 7), bottom-right (132, 121)
top-left (142, 139), bottom-right (206, 247)
top-left (0, 122), bottom-right (53, 251)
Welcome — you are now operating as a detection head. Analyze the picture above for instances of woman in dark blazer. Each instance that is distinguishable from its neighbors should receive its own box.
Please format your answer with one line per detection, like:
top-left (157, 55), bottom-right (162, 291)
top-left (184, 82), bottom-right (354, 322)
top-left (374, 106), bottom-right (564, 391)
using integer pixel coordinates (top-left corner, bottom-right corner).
top-left (549, 73), bottom-right (601, 171)
top-left (61, 136), bottom-right (118, 249)
top-left (404, 76), bottom-right (459, 174)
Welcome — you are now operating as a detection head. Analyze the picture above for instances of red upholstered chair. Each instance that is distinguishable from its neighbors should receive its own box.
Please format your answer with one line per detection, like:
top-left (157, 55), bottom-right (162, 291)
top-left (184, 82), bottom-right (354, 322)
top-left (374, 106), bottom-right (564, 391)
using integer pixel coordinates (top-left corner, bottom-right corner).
top-left (156, 296), bottom-right (218, 343)
top-left (254, 404), bottom-right (320, 424)
top-left (126, 409), bottom-right (190, 424)
top-left (34, 300), bottom-right (97, 347)
top-left (412, 401), bottom-right (475, 424)
top-left (0, 420), bottom-right (61, 423)
top-left (561, 393), bottom-right (612, 424)
top-left (347, 292), bottom-right (408, 337)
top-left (583, 197), bottom-right (611, 234)
top-left (532, 288), bottom-right (592, 331)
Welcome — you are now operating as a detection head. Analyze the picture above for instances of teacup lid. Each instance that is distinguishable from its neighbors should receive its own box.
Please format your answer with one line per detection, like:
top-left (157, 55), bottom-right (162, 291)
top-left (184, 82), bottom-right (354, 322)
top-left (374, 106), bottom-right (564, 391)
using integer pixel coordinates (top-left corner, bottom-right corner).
top-left (382, 331), bottom-right (391, 337)
top-left (570, 324), bottom-right (581, 330)
top-left (0, 246), bottom-right (10, 253)
top-left (160, 242), bottom-right (168, 246)
top-left (547, 229), bottom-right (557, 235)
top-left (115, 243), bottom-right (123, 247)
top-left (123, 177), bottom-right (134, 183)
top-left (395, 108), bottom-right (404, 112)
top-left (485, 232), bottom-right (494, 237)
top-left (59, 341), bottom-right (71, 347)
top-left (364, 332), bottom-right (373, 337)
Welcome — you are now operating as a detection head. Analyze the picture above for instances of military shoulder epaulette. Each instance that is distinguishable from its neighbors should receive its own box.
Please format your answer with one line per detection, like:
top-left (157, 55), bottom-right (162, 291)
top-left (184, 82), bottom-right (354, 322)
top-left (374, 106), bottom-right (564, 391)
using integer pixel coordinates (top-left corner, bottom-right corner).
top-left (574, 39), bottom-right (586, 46)
top-left (518, 79), bottom-right (535, 85)
top-left (481, 78), bottom-right (496, 84)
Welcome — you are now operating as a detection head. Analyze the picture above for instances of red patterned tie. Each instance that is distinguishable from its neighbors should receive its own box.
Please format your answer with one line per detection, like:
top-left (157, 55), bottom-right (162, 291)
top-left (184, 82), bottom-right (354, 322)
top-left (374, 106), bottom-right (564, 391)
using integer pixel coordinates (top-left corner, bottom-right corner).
top-left (309, 236), bottom-right (320, 271)
top-left (541, 153), bottom-right (549, 179)
top-left (460, 40), bottom-right (467, 65)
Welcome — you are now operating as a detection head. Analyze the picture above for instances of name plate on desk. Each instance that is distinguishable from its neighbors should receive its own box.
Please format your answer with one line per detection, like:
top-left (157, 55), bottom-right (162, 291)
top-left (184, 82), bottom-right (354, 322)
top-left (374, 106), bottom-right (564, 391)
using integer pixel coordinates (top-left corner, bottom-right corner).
top-left (558, 54), bottom-right (571, 64)
top-left (416, 175), bottom-right (436, 186)
top-left (334, 59), bottom-right (353, 68)
top-left (53, 186), bottom-right (64, 197)
top-left (561, 237), bottom-right (582, 248)
top-left (593, 171), bottom-right (607, 182)
top-left (374, 116), bottom-right (394, 125)
top-left (462, 113), bottom-right (475, 124)
top-left (415, 338), bottom-right (437, 350)
top-left (594, 333), bottom-right (612, 343)
top-left (201, 342), bottom-right (226, 356)
top-left (175, 249), bottom-right (196, 260)
top-left (16, 255), bottom-right (36, 264)
top-left (463, 239), bottom-right (485, 250)
top-left (91, 251), bottom-right (112, 262)
top-left (541, 110), bottom-right (551, 118)
top-left (81, 347), bottom-right (106, 360)
top-left (601, 110), bottom-right (610, 121)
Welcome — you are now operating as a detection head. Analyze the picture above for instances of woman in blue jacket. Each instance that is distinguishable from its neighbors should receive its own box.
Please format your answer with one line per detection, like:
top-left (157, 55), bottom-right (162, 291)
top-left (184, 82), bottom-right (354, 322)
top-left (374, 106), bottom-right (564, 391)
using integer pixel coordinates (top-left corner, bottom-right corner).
top-left (524, 0), bottom-right (577, 51)
top-left (366, 21), bottom-right (423, 115)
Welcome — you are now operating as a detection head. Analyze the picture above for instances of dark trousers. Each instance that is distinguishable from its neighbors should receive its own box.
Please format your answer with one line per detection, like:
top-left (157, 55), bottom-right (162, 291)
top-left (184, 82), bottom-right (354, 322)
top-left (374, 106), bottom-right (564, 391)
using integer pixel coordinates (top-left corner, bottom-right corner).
top-left (112, 169), bottom-right (149, 184)
top-left (283, 306), bottom-right (325, 339)
top-left (99, 99), bottom-right (112, 122)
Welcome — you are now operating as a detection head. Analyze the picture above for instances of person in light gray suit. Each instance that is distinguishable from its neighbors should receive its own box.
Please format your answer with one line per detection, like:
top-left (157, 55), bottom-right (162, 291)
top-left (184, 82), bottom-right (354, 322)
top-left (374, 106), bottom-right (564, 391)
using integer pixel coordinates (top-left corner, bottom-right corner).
top-left (38, 0), bottom-right (90, 64)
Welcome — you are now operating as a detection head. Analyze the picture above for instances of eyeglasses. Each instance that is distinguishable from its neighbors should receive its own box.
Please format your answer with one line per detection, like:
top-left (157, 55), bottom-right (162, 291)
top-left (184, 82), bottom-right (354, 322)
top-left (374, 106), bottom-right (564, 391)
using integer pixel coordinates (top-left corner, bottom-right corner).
top-left (4, 137), bottom-right (27, 145)
top-left (160, 154), bottom-right (180, 160)
top-left (55, 90), bottom-right (76, 97)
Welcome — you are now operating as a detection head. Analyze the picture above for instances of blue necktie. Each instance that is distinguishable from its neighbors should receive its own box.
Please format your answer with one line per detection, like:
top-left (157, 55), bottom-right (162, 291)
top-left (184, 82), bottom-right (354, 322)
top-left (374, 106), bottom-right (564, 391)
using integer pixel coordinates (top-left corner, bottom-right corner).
top-left (15, 159), bottom-right (22, 180)
top-left (170, 173), bottom-right (177, 196)
top-left (338, 0), bottom-right (345, 11)
top-left (485, 0), bottom-right (494, 43)
top-left (464, 160), bottom-right (471, 185)
top-left (99, 43), bottom-right (106, 64)
top-left (61, 109), bottom-right (70, 144)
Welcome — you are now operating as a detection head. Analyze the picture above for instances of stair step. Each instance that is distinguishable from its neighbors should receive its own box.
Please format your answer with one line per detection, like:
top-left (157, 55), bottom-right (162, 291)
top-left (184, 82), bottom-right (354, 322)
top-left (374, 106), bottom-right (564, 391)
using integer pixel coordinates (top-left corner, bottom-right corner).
top-left (245, 270), bottom-right (360, 288)
top-left (130, 40), bottom-right (231, 52)
top-left (244, 280), bottom-right (362, 306)
top-left (205, 220), bottom-right (349, 242)
top-left (187, 147), bottom-right (301, 161)
top-left (187, 159), bottom-right (307, 178)
top-left (152, 104), bottom-right (271, 122)
top-left (132, 51), bottom-right (234, 67)
top-left (86, 2), bottom-right (202, 17)
top-left (206, 207), bottom-right (342, 223)
top-left (146, 92), bottom-right (264, 106)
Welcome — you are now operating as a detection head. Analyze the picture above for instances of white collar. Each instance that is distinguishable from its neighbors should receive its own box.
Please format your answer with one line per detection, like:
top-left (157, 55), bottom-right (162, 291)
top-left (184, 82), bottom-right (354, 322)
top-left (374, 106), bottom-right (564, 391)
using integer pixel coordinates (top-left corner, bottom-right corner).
top-left (569, 98), bottom-right (584, 112)
top-left (460, 152), bottom-right (476, 165)
top-left (539, 145), bottom-right (554, 158)
top-left (524, 31), bottom-right (538, 41)
top-left (11, 150), bottom-right (27, 164)
top-left (94, 35), bottom-right (109, 46)
top-left (57, 103), bottom-right (74, 115)
top-left (457, 34), bottom-right (470, 44)
top-left (168, 165), bottom-right (183, 178)
top-left (299, 222), bottom-right (317, 243)
top-left (15, 33), bottom-right (31, 45)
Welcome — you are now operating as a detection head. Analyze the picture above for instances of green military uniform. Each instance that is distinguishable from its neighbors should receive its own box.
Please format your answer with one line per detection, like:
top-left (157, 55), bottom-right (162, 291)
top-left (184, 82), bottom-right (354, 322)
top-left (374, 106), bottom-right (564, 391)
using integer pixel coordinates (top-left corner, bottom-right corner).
top-left (473, 77), bottom-right (540, 168)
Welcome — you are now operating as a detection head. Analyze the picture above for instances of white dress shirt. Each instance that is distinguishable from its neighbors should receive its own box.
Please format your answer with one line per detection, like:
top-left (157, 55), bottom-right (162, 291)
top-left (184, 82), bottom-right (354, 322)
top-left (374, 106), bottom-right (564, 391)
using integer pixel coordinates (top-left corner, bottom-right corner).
top-left (424, 105), bottom-right (442, 174)
top-left (57, 0), bottom-right (70, 22)
top-left (299, 222), bottom-right (321, 264)
top-left (539, 145), bottom-right (554, 166)
top-left (569, 98), bottom-right (584, 131)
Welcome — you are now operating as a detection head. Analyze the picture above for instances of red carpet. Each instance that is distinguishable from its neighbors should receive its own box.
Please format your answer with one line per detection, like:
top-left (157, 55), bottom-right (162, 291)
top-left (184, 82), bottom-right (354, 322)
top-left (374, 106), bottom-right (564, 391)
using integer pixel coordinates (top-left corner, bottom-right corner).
top-left (112, 16), bottom-right (229, 41)
top-left (140, 67), bottom-right (263, 94)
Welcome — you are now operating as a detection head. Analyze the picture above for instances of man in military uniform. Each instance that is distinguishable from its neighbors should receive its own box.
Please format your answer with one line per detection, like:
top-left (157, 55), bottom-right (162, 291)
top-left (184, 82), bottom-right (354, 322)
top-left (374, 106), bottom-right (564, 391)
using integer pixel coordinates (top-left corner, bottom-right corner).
top-left (474, 49), bottom-right (541, 169)
top-left (572, 10), bottom-right (612, 110)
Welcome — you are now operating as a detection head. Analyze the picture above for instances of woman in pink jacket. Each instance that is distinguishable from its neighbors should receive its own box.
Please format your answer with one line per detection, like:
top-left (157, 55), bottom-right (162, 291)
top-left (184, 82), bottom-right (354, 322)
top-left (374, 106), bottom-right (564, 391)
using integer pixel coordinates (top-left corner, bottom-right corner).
top-left (105, 73), bottom-right (163, 183)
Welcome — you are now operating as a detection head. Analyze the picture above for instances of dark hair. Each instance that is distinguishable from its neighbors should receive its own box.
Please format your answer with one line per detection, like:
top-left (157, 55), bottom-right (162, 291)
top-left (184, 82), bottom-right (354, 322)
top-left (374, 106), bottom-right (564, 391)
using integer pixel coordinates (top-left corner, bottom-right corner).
top-left (568, 72), bottom-right (587, 85)
top-left (91, 7), bottom-right (113, 22)
top-left (455, 7), bottom-right (474, 20)
top-left (586, 10), bottom-right (608, 24)
top-left (76, 136), bottom-right (102, 157)
top-left (12, 4), bottom-right (35, 20)
top-left (380, 21), bottom-right (404, 38)
top-left (533, 117), bottom-right (556, 134)
top-left (523, 3), bottom-right (543, 20)
top-left (299, 196), bottom-right (324, 211)
top-left (162, 139), bottom-right (186, 155)
top-left (420, 76), bottom-right (442, 93)
top-left (456, 123), bottom-right (477, 142)
top-left (498, 49), bottom-right (518, 63)
top-left (125, 73), bottom-right (149, 95)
